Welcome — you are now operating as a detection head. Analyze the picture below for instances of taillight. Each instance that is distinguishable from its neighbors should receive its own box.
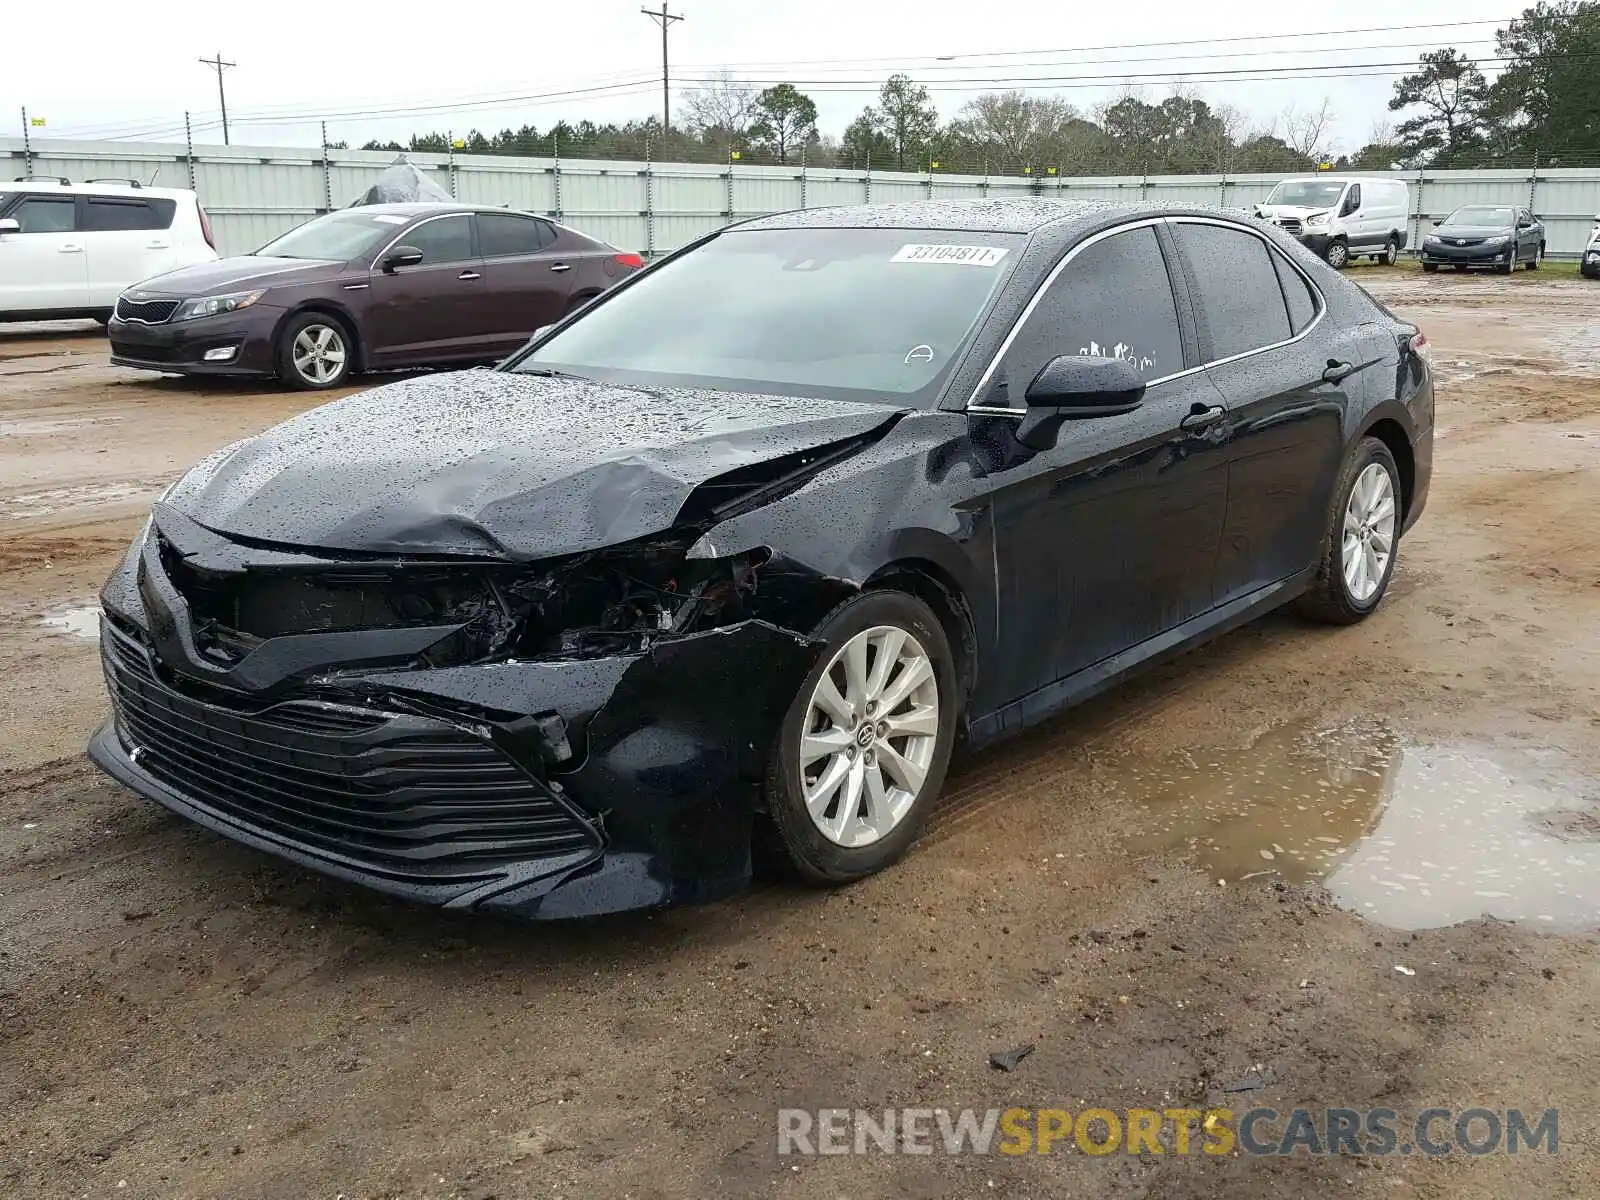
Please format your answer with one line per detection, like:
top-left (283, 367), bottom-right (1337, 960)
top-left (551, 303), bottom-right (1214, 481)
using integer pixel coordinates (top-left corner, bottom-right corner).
top-left (198, 204), bottom-right (216, 251)
top-left (615, 252), bottom-right (644, 269)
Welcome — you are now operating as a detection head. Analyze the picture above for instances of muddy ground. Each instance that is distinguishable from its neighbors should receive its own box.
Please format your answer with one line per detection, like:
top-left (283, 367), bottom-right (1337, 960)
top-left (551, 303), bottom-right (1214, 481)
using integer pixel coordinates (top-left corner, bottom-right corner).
top-left (2, 269), bottom-right (1598, 1199)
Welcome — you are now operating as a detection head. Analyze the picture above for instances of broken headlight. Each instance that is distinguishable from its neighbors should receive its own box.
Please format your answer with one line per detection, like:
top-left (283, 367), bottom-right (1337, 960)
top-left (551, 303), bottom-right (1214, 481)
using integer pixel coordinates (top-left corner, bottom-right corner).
top-left (510, 539), bottom-right (770, 657)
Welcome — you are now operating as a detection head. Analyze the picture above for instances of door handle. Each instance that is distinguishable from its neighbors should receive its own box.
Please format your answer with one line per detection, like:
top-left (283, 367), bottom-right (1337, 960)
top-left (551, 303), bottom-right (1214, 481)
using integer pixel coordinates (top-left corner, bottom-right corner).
top-left (1322, 359), bottom-right (1356, 383)
top-left (1180, 403), bottom-right (1226, 432)
top-left (549, 262), bottom-right (571, 273)
top-left (458, 270), bottom-right (481, 281)
top-left (145, 241), bottom-right (170, 249)
top-left (58, 245), bottom-right (84, 253)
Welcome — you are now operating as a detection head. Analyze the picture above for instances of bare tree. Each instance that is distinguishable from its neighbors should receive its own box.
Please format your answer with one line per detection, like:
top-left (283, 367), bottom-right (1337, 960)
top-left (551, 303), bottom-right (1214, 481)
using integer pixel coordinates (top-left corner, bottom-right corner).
top-left (949, 91), bottom-right (1078, 163)
top-left (678, 71), bottom-right (758, 142)
top-left (1280, 98), bottom-right (1337, 161)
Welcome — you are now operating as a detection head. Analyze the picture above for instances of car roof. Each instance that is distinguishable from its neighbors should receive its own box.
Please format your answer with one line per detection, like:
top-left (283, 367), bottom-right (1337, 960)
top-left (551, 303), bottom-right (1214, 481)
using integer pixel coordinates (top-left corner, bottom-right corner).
top-left (3, 178), bottom-right (198, 200)
top-left (736, 199), bottom-right (1296, 245)
top-left (334, 202), bottom-right (554, 218)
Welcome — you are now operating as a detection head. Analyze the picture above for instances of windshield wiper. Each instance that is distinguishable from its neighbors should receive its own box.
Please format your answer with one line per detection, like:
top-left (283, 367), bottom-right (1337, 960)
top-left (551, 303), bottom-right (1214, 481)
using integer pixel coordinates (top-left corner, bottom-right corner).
top-left (520, 367), bottom-right (592, 380)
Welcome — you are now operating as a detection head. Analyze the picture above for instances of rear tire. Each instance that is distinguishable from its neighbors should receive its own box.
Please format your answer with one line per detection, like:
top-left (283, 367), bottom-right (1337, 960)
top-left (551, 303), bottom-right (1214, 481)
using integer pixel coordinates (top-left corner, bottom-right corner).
top-left (276, 312), bottom-right (354, 390)
top-left (1293, 437), bottom-right (1402, 625)
top-left (1527, 244), bottom-right (1542, 271)
top-left (1380, 237), bottom-right (1400, 267)
top-left (760, 590), bottom-right (957, 886)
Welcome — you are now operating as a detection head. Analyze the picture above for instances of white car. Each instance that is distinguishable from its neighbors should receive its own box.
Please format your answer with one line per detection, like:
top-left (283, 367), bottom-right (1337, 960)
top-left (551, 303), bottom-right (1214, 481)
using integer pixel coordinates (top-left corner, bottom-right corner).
top-left (0, 178), bottom-right (220, 323)
top-left (1583, 213), bottom-right (1600, 280)
top-left (1255, 176), bottom-right (1412, 270)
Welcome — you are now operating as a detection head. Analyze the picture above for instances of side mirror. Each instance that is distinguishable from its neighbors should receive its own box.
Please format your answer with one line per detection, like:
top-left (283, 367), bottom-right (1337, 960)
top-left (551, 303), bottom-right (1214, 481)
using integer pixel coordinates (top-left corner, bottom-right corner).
top-left (381, 245), bottom-right (424, 272)
top-left (1015, 355), bottom-right (1145, 451)
top-left (0, 218), bottom-right (19, 235)
top-left (1432, 219), bottom-right (1443, 227)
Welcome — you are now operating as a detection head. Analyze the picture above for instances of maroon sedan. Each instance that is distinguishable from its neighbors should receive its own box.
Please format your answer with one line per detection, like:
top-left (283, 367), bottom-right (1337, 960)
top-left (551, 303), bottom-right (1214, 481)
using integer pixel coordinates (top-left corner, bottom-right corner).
top-left (107, 204), bottom-right (642, 389)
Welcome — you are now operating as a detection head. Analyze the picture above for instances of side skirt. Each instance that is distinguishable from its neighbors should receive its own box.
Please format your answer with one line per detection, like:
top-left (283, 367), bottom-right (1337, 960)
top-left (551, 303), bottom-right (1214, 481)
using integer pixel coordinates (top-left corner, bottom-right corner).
top-left (967, 567), bottom-right (1317, 749)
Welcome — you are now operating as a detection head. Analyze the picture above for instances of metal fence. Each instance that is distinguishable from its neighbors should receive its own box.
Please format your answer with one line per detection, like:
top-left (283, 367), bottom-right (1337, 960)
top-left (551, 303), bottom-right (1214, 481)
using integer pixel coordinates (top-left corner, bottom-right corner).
top-left (6, 135), bottom-right (1600, 261)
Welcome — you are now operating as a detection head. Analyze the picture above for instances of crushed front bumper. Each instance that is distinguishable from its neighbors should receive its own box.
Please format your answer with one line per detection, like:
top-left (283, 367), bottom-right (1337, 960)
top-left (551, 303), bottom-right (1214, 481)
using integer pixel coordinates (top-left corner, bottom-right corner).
top-left (90, 540), bottom-right (821, 919)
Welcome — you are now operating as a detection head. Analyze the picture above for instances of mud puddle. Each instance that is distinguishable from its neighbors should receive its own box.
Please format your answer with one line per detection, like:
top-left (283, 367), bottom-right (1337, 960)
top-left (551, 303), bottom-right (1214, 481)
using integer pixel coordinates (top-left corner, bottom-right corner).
top-left (39, 604), bottom-right (101, 640)
top-left (1120, 721), bottom-right (1600, 932)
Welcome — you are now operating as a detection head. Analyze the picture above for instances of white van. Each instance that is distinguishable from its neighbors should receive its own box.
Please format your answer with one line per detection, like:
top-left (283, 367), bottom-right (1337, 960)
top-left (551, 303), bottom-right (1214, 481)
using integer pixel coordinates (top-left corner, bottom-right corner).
top-left (0, 178), bottom-right (219, 323)
top-left (1254, 176), bottom-right (1412, 270)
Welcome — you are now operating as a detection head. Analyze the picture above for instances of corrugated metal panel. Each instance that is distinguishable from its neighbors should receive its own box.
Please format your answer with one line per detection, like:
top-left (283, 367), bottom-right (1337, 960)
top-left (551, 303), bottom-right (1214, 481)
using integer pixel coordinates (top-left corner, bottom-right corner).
top-left (8, 137), bottom-right (1600, 258)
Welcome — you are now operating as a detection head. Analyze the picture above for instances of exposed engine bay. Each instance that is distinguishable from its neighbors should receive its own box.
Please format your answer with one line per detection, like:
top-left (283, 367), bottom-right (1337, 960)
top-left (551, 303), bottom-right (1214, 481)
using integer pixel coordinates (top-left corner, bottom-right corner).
top-left (161, 528), bottom-right (777, 672)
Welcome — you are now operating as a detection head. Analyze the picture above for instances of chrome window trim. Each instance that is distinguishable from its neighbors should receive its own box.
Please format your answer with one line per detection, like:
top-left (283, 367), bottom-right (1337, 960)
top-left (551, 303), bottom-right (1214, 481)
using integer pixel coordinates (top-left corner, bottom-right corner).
top-left (963, 214), bottom-right (1328, 416)
top-left (369, 210), bottom-right (476, 269)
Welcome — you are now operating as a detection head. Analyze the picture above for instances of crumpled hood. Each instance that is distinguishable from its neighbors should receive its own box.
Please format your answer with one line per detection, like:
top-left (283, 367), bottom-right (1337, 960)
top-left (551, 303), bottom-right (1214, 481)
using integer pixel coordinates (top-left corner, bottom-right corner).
top-left (165, 370), bottom-right (907, 559)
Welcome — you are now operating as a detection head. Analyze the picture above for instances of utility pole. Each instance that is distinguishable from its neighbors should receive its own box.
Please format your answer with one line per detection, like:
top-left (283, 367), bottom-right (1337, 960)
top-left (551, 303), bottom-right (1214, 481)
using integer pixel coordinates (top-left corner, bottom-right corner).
top-left (640, 4), bottom-right (684, 136)
top-left (198, 51), bottom-right (236, 145)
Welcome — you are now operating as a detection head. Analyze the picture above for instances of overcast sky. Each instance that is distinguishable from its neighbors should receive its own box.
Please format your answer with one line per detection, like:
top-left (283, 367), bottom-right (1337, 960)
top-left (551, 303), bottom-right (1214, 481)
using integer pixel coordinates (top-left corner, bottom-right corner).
top-left (8, 0), bottom-right (1515, 155)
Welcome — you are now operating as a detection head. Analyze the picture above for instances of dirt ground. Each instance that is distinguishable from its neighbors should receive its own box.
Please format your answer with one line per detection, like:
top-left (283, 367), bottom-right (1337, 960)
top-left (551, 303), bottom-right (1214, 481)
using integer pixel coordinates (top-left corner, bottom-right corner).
top-left (2, 268), bottom-right (1598, 1199)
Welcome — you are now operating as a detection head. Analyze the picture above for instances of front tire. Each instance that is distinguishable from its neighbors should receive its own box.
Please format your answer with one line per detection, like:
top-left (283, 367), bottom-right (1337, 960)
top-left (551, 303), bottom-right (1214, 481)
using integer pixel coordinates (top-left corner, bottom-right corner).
top-left (762, 590), bottom-right (957, 885)
top-left (1422, 262), bottom-right (1440, 273)
top-left (1294, 437), bottom-right (1402, 625)
top-left (1324, 239), bottom-right (1350, 270)
top-left (276, 312), bottom-right (354, 390)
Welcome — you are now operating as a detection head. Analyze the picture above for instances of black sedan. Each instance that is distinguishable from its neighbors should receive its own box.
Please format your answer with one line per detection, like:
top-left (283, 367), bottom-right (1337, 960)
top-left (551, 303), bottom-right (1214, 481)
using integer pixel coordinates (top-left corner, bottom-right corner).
top-left (1421, 205), bottom-right (1545, 273)
top-left (88, 200), bottom-right (1434, 919)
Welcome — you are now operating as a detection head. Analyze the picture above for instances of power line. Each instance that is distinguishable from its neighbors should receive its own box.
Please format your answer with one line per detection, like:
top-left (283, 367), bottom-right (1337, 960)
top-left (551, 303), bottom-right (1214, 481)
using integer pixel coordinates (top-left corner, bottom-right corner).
top-left (670, 16), bottom-right (1521, 70)
top-left (642, 4), bottom-right (686, 134)
top-left (197, 52), bottom-right (236, 145)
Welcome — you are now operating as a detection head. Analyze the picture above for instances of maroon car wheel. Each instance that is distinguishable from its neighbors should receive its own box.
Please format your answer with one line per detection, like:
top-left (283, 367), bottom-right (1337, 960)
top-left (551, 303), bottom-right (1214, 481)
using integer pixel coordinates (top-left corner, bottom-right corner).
top-left (277, 313), bottom-right (353, 390)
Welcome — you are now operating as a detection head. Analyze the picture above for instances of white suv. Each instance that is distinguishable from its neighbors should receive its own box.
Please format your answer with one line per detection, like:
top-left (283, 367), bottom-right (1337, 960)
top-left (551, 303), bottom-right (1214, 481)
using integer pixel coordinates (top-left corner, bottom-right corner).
top-left (0, 178), bottom-right (220, 323)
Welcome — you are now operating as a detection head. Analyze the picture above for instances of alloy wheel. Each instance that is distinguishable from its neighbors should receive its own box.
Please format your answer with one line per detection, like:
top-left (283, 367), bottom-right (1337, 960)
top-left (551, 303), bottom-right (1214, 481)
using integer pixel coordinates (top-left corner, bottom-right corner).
top-left (292, 324), bottom-right (348, 386)
top-left (1326, 241), bottom-right (1349, 269)
top-left (1341, 462), bottom-right (1397, 604)
top-left (798, 624), bottom-right (940, 848)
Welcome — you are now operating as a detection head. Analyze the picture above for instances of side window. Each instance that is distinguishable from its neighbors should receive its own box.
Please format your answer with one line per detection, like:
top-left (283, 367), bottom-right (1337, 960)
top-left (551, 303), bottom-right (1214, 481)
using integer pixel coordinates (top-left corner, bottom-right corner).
top-left (401, 215), bottom-right (474, 264)
top-left (1174, 223), bottom-right (1293, 360)
top-left (1344, 183), bottom-right (1361, 214)
top-left (84, 196), bottom-right (176, 231)
top-left (1000, 225), bottom-right (1182, 396)
top-left (10, 196), bottom-right (77, 233)
top-left (1270, 250), bottom-right (1320, 335)
top-left (478, 213), bottom-right (553, 258)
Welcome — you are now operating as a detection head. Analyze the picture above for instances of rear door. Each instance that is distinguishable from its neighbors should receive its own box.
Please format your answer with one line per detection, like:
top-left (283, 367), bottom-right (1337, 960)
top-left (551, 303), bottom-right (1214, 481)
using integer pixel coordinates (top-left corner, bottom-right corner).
top-left (362, 212), bottom-right (490, 364)
top-left (472, 212), bottom-right (573, 356)
top-left (81, 193), bottom-right (180, 304)
top-left (1169, 219), bottom-right (1354, 602)
top-left (0, 193), bottom-right (88, 314)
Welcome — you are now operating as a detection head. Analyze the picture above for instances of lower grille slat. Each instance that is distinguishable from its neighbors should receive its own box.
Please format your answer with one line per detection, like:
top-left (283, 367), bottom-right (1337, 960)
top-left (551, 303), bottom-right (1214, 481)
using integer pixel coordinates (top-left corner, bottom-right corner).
top-left (103, 626), bottom-right (598, 874)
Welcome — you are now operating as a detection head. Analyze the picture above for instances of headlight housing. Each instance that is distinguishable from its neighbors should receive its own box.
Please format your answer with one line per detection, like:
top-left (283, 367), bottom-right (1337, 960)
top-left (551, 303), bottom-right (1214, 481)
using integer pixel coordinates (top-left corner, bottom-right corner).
top-left (173, 290), bottom-right (265, 321)
top-left (1303, 211), bottom-right (1331, 228)
top-left (1482, 235), bottom-right (1509, 247)
top-left (1424, 234), bottom-right (1440, 244)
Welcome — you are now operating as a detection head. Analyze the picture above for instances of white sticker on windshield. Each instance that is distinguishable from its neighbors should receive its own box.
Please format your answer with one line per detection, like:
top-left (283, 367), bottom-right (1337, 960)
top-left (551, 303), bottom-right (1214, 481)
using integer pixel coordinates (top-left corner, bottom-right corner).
top-left (371, 215), bottom-right (409, 225)
top-left (891, 244), bottom-right (1010, 267)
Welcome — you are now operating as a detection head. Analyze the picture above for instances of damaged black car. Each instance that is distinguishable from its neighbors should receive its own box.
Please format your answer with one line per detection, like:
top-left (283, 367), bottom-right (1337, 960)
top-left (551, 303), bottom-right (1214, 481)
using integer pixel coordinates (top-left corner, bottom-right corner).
top-left (89, 200), bottom-right (1434, 919)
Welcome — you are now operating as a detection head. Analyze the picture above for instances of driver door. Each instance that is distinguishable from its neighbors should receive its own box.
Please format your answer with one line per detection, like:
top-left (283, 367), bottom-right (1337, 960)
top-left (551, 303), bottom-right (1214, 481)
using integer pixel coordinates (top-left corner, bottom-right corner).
top-left (973, 222), bottom-right (1231, 710)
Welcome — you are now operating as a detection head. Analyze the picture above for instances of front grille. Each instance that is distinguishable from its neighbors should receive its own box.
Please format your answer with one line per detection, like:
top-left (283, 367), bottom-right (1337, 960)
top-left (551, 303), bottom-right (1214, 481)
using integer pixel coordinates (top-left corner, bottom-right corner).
top-left (1275, 217), bottom-right (1303, 235)
top-left (101, 620), bottom-right (598, 875)
top-left (115, 297), bottom-right (179, 324)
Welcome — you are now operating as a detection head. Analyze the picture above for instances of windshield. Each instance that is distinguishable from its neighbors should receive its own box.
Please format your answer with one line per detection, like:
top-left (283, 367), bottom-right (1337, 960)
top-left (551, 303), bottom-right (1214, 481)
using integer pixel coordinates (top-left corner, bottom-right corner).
top-left (1442, 207), bottom-right (1514, 228)
top-left (1266, 180), bottom-right (1347, 208)
top-left (254, 211), bottom-right (417, 260)
top-left (512, 227), bottom-right (1020, 405)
